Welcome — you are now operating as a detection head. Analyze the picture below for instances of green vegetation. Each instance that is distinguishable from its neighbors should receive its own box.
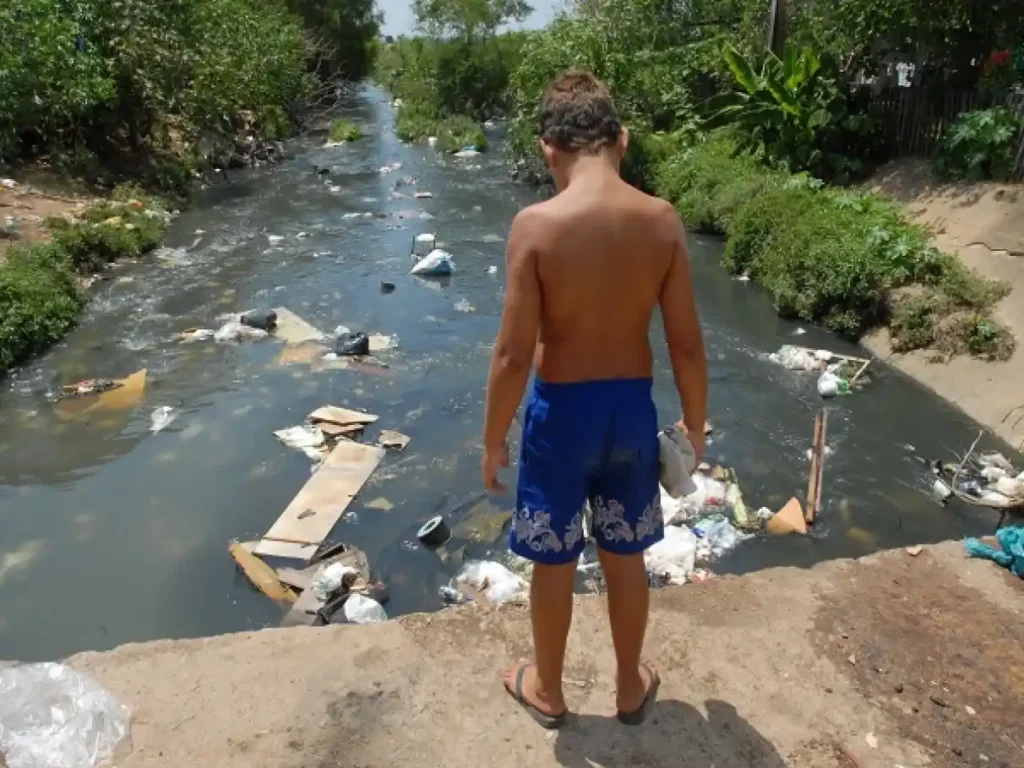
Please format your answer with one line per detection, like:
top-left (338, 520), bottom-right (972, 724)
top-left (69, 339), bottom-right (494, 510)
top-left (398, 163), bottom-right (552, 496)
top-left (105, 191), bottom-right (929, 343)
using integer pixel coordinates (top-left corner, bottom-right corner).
top-left (328, 120), bottom-right (364, 142)
top-left (0, 243), bottom-right (84, 374)
top-left (655, 136), bottom-right (1012, 358)
top-left (376, 0), bottom-right (531, 150)
top-left (703, 45), bottom-right (879, 183)
top-left (0, 188), bottom-right (170, 375)
top-left (934, 108), bottom-right (1023, 182)
top-left (0, 0), bottom-right (379, 193)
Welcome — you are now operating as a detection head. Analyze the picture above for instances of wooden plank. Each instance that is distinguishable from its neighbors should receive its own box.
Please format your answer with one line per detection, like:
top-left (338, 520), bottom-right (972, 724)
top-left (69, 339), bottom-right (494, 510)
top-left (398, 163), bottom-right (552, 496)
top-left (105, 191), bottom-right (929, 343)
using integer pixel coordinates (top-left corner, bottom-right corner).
top-left (254, 440), bottom-right (385, 558)
top-left (317, 421), bottom-right (364, 439)
top-left (280, 584), bottom-right (326, 627)
top-left (307, 405), bottom-right (378, 427)
top-left (849, 359), bottom-right (871, 386)
top-left (55, 369), bottom-right (147, 421)
top-left (805, 410), bottom-right (826, 525)
top-left (272, 307), bottom-right (327, 345)
top-left (229, 542), bottom-right (296, 605)
top-left (378, 429), bottom-right (411, 451)
top-left (251, 539), bottom-right (319, 560)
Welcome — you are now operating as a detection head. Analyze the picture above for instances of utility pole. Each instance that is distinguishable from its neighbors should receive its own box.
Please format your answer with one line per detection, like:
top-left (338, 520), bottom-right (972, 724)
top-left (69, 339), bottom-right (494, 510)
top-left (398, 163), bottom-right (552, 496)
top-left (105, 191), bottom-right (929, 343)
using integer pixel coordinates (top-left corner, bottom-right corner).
top-left (768, 0), bottom-right (788, 56)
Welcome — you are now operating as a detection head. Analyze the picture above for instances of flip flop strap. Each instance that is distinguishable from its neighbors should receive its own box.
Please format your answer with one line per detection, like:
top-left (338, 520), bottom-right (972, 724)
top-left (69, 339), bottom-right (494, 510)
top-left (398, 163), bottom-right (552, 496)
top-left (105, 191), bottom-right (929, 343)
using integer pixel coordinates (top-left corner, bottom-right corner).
top-left (515, 663), bottom-right (530, 701)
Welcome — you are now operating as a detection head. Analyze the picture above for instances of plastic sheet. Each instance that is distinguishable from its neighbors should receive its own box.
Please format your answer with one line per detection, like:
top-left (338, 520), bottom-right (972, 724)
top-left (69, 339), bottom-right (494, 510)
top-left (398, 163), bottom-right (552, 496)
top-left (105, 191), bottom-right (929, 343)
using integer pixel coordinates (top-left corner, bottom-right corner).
top-left (410, 248), bottom-right (454, 276)
top-left (0, 663), bottom-right (131, 768)
top-left (645, 526), bottom-right (698, 585)
top-left (343, 594), bottom-right (387, 624)
top-left (456, 560), bottom-right (527, 603)
top-left (658, 426), bottom-right (698, 498)
top-left (694, 517), bottom-right (754, 558)
top-left (769, 345), bottom-right (822, 371)
top-left (213, 321), bottom-right (268, 343)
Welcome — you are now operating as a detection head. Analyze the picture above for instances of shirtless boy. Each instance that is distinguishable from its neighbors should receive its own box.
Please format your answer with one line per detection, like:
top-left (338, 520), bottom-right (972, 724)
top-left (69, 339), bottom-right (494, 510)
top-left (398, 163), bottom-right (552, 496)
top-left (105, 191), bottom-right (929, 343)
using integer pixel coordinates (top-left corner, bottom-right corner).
top-left (482, 71), bottom-right (708, 727)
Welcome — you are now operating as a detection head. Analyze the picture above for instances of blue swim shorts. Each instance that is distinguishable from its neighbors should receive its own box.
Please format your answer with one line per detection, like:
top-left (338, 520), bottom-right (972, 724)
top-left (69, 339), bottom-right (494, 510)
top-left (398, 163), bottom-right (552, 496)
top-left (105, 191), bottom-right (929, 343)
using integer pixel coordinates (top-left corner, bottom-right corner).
top-left (510, 378), bottom-right (663, 565)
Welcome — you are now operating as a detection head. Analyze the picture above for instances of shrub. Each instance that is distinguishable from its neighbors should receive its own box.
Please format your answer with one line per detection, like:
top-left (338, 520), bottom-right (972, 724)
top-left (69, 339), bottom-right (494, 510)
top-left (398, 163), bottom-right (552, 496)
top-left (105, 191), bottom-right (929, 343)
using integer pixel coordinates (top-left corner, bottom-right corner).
top-left (934, 108), bottom-right (1022, 181)
top-left (328, 120), bottom-right (364, 142)
top-left (45, 198), bottom-right (169, 273)
top-left (0, 243), bottom-right (82, 374)
top-left (396, 112), bottom-right (488, 152)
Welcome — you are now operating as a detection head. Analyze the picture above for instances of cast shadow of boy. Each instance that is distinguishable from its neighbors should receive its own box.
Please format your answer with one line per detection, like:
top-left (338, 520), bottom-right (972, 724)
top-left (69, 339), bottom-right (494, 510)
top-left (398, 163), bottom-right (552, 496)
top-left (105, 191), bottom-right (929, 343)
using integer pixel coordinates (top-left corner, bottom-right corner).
top-left (554, 698), bottom-right (788, 768)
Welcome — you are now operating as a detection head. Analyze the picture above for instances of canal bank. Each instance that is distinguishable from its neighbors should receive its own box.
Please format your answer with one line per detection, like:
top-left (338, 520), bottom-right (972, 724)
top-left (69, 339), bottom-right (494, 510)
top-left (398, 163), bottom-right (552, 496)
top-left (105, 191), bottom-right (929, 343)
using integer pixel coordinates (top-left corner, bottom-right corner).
top-left (67, 541), bottom-right (1024, 768)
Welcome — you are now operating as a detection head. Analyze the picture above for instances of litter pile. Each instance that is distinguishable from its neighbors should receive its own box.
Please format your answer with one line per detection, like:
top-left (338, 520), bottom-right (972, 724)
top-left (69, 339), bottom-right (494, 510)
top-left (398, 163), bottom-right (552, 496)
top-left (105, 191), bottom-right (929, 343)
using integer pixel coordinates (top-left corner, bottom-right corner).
top-left (769, 345), bottom-right (872, 399)
top-left (228, 404), bottom-right (410, 626)
top-left (931, 434), bottom-right (1024, 518)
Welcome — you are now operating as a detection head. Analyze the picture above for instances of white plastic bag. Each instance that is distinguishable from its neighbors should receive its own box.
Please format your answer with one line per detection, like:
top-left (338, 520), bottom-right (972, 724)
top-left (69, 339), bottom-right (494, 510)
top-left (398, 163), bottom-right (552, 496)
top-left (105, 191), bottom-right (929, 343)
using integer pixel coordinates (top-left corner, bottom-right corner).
top-left (695, 518), bottom-right (753, 559)
top-left (0, 663), bottom-right (130, 768)
top-left (817, 370), bottom-right (841, 398)
top-left (413, 233), bottom-right (437, 256)
top-left (410, 248), bottom-right (454, 276)
top-left (311, 562), bottom-right (358, 601)
top-left (273, 425), bottom-right (325, 451)
top-left (644, 526), bottom-right (698, 585)
top-left (343, 594), bottom-right (387, 624)
top-left (213, 321), bottom-right (268, 343)
top-left (149, 406), bottom-right (177, 434)
top-left (658, 427), bottom-right (698, 498)
top-left (768, 345), bottom-right (821, 372)
top-left (456, 560), bottom-right (527, 603)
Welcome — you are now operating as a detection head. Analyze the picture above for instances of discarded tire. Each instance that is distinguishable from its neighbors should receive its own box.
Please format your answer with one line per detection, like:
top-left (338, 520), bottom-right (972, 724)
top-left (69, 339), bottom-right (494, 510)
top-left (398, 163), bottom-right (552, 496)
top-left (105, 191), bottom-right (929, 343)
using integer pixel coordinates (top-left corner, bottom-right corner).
top-left (335, 332), bottom-right (370, 356)
top-left (240, 309), bottom-right (277, 331)
top-left (417, 515), bottom-right (451, 549)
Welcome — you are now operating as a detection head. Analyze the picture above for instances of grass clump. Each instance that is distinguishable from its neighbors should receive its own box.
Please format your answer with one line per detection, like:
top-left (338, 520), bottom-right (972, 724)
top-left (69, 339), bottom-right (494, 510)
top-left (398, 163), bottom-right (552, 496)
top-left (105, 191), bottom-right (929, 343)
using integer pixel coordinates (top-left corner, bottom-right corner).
top-left (0, 243), bottom-right (83, 374)
top-left (654, 136), bottom-right (1013, 357)
top-left (328, 119), bottom-right (363, 142)
top-left (45, 190), bottom-right (169, 273)
top-left (396, 110), bottom-right (487, 152)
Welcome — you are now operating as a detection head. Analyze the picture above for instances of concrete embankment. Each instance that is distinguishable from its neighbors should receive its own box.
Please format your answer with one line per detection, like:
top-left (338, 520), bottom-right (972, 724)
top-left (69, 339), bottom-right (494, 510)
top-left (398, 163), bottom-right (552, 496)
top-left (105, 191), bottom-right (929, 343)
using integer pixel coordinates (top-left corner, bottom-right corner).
top-left (67, 541), bottom-right (1023, 768)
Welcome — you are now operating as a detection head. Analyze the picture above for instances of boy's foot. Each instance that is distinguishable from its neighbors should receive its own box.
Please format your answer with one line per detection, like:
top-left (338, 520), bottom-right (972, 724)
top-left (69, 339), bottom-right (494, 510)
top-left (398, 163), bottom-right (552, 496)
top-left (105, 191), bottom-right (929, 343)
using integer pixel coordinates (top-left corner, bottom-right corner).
top-left (502, 661), bottom-right (568, 729)
top-left (616, 661), bottom-right (660, 725)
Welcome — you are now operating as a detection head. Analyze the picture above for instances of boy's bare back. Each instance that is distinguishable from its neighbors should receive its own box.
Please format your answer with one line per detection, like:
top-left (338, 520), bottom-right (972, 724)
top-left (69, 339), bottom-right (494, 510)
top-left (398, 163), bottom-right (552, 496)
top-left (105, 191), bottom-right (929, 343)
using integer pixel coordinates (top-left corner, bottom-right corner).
top-left (511, 174), bottom-right (685, 384)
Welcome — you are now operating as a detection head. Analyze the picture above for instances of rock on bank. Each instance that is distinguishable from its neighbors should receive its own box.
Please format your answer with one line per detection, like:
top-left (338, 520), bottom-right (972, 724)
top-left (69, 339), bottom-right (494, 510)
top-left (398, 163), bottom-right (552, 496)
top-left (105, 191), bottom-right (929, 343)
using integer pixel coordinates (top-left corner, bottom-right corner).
top-left (65, 542), bottom-right (1024, 768)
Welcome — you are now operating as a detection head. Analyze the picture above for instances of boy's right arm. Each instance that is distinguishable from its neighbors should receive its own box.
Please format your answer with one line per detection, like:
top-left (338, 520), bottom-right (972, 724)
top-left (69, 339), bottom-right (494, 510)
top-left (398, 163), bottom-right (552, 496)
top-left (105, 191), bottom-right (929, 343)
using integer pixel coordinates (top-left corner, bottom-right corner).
top-left (658, 206), bottom-right (708, 461)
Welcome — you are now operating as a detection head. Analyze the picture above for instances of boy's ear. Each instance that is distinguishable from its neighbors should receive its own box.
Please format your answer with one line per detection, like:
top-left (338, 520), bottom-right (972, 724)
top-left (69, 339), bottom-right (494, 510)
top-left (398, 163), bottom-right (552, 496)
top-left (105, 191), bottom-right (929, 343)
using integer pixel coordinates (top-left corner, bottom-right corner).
top-left (540, 138), bottom-right (558, 169)
top-left (616, 126), bottom-right (630, 159)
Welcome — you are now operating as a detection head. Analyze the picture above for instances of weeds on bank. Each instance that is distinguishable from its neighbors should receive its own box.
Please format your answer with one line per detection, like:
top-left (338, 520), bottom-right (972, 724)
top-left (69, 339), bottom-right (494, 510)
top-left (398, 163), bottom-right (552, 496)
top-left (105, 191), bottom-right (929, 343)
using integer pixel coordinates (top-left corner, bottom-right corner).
top-left (654, 136), bottom-right (1013, 358)
top-left (0, 185), bottom-right (170, 374)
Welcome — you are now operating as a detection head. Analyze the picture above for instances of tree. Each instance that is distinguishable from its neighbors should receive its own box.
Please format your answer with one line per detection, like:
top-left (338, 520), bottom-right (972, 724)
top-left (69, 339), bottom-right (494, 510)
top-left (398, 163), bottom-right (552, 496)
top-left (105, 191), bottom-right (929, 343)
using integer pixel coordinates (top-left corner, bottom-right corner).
top-left (413, 0), bottom-right (533, 43)
top-left (286, 0), bottom-right (381, 79)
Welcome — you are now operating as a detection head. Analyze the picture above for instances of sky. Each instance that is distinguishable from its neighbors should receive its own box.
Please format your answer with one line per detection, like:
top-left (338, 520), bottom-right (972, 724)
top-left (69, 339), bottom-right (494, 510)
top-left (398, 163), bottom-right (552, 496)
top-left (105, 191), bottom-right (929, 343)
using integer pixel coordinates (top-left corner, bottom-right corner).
top-left (376, 0), bottom-right (566, 37)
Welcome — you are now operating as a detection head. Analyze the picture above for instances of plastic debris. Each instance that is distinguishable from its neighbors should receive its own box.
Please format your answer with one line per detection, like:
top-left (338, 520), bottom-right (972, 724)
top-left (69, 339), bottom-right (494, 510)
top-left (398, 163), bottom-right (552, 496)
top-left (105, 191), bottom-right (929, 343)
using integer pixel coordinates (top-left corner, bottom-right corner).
top-left (335, 332), bottom-right (370, 356)
top-left (979, 452), bottom-right (1013, 472)
top-left (149, 406), bottom-right (177, 434)
top-left (311, 562), bottom-right (358, 601)
top-left (645, 526), bottom-right (698, 585)
top-left (817, 370), bottom-right (849, 398)
top-left (214, 321), bottom-right (269, 343)
top-left (0, 662), bottom-right (131, 768)
top-left (454, 148), bottom-right (480, 158)
top-left (413, 233), bottom-right (437, 256)
top-left (178, 328), bottom-right (215, 342)
top-left (456, 560), bottom-right (527, 603)
top-left (766, 497), bottom-right (808, 535)
top-left (414, 191), bottom-right (433, 199)
top-left (240, 309), bottom-right (277, 331)
top-left (769, 345), bottom-right (822, 371)
top-left (0, 178), bottom-right (17, 189)
top-left (932, 478), bottom-right (954, 503)
top-left (454, 298), bottom-right (475, 313)
top-left (438, 584), bottom-right (467, 604)
top-left (981, 466), bottom-right (1008, 482)
top-left (273, 425), bottom-right (325, 451)
top-left (658, 426), bottom-right (698, 498)
top-left (427, 136), bottom-right (438, 147)
top-left (693, 517), bottom-right (753, 558)
top-left (343, 594), bottom-right (388, 624)
top-left (995, 476), bottom-right (1024, 498)
top-left (411, 248), bottom-right (454, 277)
top-left (487, 265), bottom-right (498, 275)
top-left (980, 490), bottom-right (1011, 507)
top-left (379, 162), bottom-right (403, 174)
top-left (267, 234), bottom-right (284, 245)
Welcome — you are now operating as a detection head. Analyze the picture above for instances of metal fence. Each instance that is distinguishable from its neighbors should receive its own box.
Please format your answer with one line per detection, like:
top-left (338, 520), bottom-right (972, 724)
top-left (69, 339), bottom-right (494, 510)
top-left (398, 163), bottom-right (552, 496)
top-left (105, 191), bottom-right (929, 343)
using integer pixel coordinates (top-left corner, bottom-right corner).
top-left (867, 87), bottom-right (1024, 180)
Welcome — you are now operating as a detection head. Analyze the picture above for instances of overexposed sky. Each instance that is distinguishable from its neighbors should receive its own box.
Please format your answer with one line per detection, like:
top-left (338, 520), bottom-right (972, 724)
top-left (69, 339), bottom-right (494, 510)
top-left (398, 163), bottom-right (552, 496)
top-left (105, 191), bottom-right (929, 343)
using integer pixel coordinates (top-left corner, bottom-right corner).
top-left (377, 0), bottom-right (567, 37)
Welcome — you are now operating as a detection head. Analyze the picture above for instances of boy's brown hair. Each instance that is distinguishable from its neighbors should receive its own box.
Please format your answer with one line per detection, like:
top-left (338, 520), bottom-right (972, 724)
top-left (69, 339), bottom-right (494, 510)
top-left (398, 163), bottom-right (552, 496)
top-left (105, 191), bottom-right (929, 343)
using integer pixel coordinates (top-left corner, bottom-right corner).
top-left (539, 70), bottom-right (622, 154)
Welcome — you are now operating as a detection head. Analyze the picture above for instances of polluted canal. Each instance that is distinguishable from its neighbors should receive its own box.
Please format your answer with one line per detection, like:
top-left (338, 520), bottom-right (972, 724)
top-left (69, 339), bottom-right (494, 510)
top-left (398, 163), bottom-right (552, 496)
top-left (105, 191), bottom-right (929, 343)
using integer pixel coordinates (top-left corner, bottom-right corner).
top-left (0, 86), bottom-right (1012, 661)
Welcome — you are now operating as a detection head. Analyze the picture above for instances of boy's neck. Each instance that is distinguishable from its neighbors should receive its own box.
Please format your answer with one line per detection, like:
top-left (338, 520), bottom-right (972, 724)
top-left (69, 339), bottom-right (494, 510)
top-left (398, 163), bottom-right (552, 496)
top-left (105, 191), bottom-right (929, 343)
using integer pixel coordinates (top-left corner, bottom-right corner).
top-left (557, 151), bottom-right (621, 192)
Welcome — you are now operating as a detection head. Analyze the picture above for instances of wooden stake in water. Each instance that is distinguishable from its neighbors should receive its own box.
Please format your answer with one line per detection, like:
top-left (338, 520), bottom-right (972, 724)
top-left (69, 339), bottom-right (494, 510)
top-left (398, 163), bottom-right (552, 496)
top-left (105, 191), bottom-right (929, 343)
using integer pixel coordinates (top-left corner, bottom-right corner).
top-left (805, 409), bottom-right (828, 524)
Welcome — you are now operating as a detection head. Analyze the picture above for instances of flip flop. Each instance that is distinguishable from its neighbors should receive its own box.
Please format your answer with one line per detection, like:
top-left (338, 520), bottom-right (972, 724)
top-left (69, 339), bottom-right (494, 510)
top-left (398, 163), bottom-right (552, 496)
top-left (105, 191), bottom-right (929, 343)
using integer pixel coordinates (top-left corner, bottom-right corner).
top-left (617, 662), bottom-right (661, 726)
top-left (504, 663), bottom-right (568, 729)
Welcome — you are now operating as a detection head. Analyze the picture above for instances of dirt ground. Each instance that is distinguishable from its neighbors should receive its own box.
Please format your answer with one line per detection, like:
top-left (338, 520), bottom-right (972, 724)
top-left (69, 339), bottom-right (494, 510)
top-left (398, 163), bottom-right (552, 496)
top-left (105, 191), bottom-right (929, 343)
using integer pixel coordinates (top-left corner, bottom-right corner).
top-left (0, 177), bottom-right (89, 260)
top-left (62, 541), bottom-right (1022, 768)
top-left (863, 159), bottom-right (1024, 450)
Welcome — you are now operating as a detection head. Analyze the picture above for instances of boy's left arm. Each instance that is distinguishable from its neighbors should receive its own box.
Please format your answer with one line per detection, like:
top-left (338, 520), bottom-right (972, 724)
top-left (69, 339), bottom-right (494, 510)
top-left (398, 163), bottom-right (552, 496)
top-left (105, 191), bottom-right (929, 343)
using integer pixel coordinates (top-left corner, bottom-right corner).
top-left (482, 208), bottom-right (542, 492)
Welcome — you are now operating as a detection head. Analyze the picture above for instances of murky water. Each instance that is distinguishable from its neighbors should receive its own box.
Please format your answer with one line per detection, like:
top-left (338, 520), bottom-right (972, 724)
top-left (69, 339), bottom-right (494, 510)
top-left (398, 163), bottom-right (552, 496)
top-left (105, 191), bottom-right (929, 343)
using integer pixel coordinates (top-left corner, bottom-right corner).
top-left (0, 86), bottom-right (1014, 661)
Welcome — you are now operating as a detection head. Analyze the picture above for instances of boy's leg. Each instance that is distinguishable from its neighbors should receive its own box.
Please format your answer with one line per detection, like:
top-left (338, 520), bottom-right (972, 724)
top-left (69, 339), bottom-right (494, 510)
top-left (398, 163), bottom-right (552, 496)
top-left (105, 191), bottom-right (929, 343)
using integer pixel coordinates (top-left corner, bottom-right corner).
top-left (502, 560), bottom-right (576, 716)
top-left (597, 548), bottom-right (656, 713)
top-left (504, 382), bottom-right (591, 717)
top-left (590, 379), bottom-right (663, 713)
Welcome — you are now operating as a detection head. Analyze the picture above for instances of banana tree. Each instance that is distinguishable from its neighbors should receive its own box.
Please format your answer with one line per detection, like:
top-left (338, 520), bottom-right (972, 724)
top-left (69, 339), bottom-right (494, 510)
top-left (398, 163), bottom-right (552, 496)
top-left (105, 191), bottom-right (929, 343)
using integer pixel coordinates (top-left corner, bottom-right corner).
top-left (702, 43), bottom-right (876, 182)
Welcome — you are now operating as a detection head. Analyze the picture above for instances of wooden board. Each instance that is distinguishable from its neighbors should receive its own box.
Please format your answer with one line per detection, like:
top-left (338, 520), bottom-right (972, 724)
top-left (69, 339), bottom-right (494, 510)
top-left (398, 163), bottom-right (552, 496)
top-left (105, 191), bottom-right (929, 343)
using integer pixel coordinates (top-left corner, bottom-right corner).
top-left (378, 429), bottom-right (410, 451)
top-left (805, 409), bottom-right (827, 524)
top-left (308, 405), bottom-right (378, 427)
top-left (251, 539), bottom-right (319, 560)
top-left (273, 341), bottom-right (326, 367)
top-left (272, 307), bottom-right (327, 345)
top-left (228, 542), bottom-right (296, 605)
top-left (280, 584), bottom-right (326, 627)
top-left (254, 440), bottom-right (386, 558)
top-left (55, 369), bottom-right (147, 421)
top-left (318, 422), bottom-right (364, 439)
